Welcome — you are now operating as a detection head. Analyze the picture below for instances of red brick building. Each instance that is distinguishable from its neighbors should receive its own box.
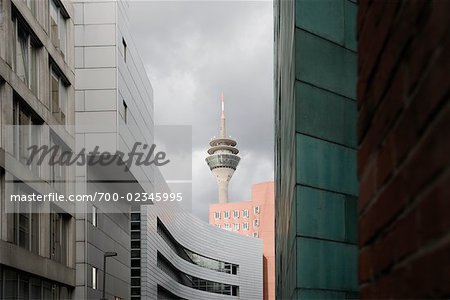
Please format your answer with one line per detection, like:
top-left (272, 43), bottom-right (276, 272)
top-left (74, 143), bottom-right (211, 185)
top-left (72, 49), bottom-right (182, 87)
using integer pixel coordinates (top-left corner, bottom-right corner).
top-left (357, 0), bottom-right (450, 298)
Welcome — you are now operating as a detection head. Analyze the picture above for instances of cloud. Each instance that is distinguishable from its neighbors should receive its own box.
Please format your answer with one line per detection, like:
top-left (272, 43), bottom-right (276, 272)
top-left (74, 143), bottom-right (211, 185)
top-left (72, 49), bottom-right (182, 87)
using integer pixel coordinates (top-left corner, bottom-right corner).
top-left (129, 0), bottom-right (274, 221)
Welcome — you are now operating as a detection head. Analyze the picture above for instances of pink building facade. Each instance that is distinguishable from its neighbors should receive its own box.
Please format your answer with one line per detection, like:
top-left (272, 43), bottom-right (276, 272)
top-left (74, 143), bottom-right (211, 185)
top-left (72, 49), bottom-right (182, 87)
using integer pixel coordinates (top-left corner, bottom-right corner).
top-left (209, 181), bottom-right (275, 300)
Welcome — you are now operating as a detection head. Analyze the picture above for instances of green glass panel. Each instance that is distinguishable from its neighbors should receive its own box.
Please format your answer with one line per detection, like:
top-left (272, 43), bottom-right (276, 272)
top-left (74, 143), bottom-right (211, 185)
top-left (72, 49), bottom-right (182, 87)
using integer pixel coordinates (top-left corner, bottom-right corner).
top-left (295, 30), bottom-right (357, 99)
top-left (296, 0), bottom-right (344, 45)
top-left (344, 194), bottom-right (358, 242)
top-left (344, 0), bottom-right (357, 51)
top-left (295, 82), bottom-right (357, 147)
top-left (297, 186), bottom-right (356, 243)
top-left (296, 289), bottom-right (347, 300)
top-left (296, 237), bottom-right (358, 291)
top-left (296, 134), bottom-right (358, 195)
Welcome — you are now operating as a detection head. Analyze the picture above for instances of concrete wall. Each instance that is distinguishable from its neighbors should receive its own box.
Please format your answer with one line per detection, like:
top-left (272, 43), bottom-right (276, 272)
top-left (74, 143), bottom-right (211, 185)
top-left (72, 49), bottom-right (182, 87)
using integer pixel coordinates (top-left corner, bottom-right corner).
top-left (357, 1), bottom-right (450, 298)
top-left (0, 0), bottom-right (76, 294)
top-left (274, 0), bottom-right (358, 299)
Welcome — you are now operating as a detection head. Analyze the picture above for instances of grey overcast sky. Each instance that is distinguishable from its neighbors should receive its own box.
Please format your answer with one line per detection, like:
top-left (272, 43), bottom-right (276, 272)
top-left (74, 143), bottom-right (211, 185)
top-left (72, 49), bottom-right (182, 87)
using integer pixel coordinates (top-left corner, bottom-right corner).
top-left (129, 1), bottom-right (274, 221)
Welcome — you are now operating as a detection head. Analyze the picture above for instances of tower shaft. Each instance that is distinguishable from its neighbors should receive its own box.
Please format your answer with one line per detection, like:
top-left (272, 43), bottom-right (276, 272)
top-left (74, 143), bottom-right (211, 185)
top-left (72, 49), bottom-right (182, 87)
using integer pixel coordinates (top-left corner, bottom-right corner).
top-left (206, 92), bottom-right (240, 203)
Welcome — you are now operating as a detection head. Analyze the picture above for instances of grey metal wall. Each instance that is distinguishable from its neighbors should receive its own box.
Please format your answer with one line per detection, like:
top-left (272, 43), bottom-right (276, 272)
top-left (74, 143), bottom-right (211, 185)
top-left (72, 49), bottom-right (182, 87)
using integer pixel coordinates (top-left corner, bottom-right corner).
top-left (73, 0), bottom-right (156, 299)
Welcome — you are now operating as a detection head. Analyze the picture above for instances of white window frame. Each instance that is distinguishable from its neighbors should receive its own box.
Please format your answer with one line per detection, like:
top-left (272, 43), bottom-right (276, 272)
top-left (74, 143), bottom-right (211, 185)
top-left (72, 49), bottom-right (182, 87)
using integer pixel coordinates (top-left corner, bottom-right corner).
top-left (92, 205), bottom-right (98, 227)
top-left (253, 206), bottom-right (260, 215)
top-left (12, 16), bottom-right (39, 95)
top-left (214, 211), bottom-right (220, 220)
top-left (242, 209), bottom-right (249, 218)
top-left (50, 67), bottom-right (68, 124)
top-left (233, 223), bottom-right (240, 231)
top-left (254, 219), bottom-right (260, 227)
top-left (242, 222), bottom-right (249, 231)
top-left (49, 134), bottom-right (68, 194)
top-left (50, 0), bottom-right (68, 58)
top-left (224, 211), bottom-right (230, 219)
top-left (233, 210), bottom-right (239, 219)
top-left (13, 99), bottom-right (41, 176)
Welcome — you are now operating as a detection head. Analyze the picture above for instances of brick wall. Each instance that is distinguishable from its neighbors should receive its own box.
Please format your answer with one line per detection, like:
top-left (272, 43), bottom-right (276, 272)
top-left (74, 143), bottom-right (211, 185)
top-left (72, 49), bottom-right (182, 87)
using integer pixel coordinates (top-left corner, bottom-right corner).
top-left (357, 0), bottom-right (450, 298)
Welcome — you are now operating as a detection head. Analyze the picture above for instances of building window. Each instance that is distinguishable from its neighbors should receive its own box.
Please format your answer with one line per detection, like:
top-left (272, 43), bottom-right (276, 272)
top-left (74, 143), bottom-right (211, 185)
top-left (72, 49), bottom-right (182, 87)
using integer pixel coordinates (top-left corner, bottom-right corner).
top-left (50, 0), bottom-right (68, 58)
top-left (2, 268), bottom-right (72, 299)
top-left (223, 223), bottom-right (230, 231)
top-left (13, 98), bottom-right (41, 176)
top-left (157, 218), bottom-right (238, 274)
top-left (3, 269), bottom-right (18, 299)
top-left (12, 15), bottom-right (39, 95)
top-left (233, 210), bottom-right (239, 218)
top-left (50, 208), bottom-right (70, 265)
top-left (254, 219), bottom-right (260, 227)
top-left (122, 100), bottom-right (128, 123)
top-left (242, 209), bottom-right (249, 218)
top-left (214, 211), bottom-right (220, 220)
top-left (122, 38), bottom-right (127, 62)
top-left (157, 252), bottom-right (239, 296)
top-left (223, 211), bottom-right (230, 219)
top-left (50, 67), bottom-right (68, 124)
top-left (92, 205), bottom-right (97, 227)
top-left (215, 224), bottom-right (221, 228)
top-left (49, 134), bottom-right (68, 194)
top-left (242, 222), bottom-right (248, 230)
top-left (242, 222), bottom-right (249, 230)
top-left (91, 267), bottom-right (98, 290)
top-left (253, 206), bottom-right (260, 215)
top-left (233, 223), bottom-right (240, 231)
top-left (12, 183), bottom-right (40, 254)
top-left (253, 232), bottom-right (259, 238)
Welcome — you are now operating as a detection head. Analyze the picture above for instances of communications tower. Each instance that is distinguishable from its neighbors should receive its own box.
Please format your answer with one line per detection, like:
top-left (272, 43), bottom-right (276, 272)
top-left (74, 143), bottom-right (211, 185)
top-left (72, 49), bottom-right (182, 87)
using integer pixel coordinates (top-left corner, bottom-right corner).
top-left (206, 92), bottom-right (240, 203)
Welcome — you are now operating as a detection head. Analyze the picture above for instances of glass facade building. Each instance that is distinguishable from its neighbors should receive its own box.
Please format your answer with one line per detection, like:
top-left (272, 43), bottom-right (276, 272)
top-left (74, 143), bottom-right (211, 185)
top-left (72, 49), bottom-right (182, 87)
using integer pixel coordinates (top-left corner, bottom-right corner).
top-left (274, 0), bottom-right (358, 299)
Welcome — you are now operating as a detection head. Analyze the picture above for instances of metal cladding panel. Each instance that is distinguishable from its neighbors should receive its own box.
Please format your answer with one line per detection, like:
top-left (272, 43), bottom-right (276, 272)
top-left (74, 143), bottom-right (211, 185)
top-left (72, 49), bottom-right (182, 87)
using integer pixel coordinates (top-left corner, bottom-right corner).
top-left (274, 0), bottom-right (297, 299)
top-left (140, 202), bottom-right (263, 300)
top-left (275, 0), bottom-right (358, 299)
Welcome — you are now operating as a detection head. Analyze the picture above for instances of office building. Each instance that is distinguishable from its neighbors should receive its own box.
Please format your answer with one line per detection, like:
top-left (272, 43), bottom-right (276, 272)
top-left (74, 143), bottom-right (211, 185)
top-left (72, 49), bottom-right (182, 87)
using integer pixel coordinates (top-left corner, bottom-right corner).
top-left (209, 181), bottom-right (275, 300)
top-left (73, 0), bottom-right (156, 299)
top-left (274, 0), bottom-right (358, 299)
top-left (133, 198), bottom-right (263, 300)
top-left (0, 0), bottom-right (76, 298)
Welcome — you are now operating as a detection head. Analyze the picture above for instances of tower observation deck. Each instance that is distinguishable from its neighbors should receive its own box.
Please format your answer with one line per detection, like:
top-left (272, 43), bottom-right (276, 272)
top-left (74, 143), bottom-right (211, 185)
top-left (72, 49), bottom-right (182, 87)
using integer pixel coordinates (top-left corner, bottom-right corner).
top-left (206, 92), bottom-right (240, 203)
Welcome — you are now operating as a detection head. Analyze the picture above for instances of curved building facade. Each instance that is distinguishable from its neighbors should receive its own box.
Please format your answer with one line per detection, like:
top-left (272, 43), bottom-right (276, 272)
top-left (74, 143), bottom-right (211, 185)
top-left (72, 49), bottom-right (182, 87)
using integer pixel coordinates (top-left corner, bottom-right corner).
top-left (132, 201), bottom-right (263, 300)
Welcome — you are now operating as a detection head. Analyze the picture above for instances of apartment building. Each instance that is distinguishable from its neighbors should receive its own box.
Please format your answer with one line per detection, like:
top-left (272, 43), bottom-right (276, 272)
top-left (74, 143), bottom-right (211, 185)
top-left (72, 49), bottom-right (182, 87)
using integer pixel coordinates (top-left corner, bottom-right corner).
top-left (0, 0), bottom-right (76, 298)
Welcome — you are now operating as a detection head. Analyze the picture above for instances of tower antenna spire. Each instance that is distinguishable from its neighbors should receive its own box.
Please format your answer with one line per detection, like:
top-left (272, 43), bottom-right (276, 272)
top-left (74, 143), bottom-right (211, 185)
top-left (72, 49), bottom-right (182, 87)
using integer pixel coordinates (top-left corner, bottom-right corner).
top-left (220, 91), bottom-right (226, 138)
top-left (221, 91), bottom-right (225, 116)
